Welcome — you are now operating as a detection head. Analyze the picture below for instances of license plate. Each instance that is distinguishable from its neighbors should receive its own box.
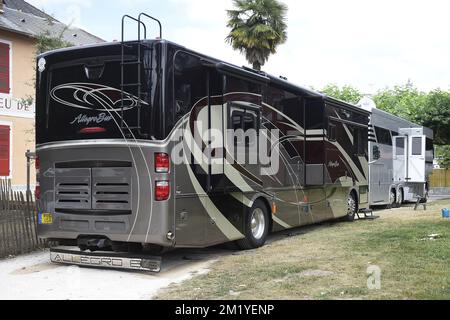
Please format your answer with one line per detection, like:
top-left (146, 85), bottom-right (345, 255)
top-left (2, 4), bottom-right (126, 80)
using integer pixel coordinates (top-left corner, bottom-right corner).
top-left (39, 213), bottom-right (53, 225)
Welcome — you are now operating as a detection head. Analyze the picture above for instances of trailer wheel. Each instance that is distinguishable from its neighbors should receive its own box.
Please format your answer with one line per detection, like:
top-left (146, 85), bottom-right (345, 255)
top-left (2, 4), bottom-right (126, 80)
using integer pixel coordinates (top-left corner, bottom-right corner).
top-left (397, 188), bottom-right (404, 207)
top-left (236, 200), bottom-right (270, 250)
top-left (389, 189), bottom-right (396, 208)
top-left (344, 192), bottom-right (357, 222)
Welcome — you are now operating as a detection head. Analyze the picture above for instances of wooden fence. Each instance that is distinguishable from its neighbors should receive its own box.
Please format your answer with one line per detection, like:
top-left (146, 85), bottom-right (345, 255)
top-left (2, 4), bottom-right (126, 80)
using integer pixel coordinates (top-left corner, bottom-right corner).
top-left (430, 169), bottom-right (450, 188)
top-left (0, 179), bottom-right (46, 259)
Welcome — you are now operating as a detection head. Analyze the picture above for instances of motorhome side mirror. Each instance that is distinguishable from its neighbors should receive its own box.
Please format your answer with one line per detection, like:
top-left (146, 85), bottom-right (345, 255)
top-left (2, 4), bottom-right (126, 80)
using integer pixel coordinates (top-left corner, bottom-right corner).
top-left (373, 145), bottom-right (381, 160)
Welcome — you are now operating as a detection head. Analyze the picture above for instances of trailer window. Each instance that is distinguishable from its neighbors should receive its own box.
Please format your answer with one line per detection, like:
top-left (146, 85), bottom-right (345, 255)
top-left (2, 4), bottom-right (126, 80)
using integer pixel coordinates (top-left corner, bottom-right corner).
top-left (395, 137), bottom-right (405, 156)
top-left (412, 137), bottom-right (423, 155)
top-left (374, 127), bottom-right (392, 145)
top-left (372, 145), bottom-right (381, 160)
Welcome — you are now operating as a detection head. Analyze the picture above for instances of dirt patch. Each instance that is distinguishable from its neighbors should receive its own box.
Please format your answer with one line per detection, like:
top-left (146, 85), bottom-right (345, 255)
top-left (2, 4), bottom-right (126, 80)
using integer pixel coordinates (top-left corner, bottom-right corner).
top-left (299, 269), bottom-right (335, 277)
top-left (10, 263), bottom-right (62, 275)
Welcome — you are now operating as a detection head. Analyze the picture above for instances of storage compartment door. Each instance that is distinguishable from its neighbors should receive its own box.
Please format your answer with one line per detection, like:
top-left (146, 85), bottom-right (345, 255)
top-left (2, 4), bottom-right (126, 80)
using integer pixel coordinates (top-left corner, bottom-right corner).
top-left (408, 135), bottom-right (426, 182)
top-left (393, 136), bottom-right (407, 182)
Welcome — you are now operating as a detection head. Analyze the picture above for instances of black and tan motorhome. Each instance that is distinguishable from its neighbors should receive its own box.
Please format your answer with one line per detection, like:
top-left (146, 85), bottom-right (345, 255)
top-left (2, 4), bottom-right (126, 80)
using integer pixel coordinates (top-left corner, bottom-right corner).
top-left (35, 14), bottom-right (370, 271)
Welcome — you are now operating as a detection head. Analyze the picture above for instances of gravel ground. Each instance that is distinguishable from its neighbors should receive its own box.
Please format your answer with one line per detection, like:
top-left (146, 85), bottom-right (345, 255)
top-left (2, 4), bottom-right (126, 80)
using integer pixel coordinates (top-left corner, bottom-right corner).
top-left (0, 248), bottom-right (222, 300)
top-left (1, 195), bottom-right (449, 300)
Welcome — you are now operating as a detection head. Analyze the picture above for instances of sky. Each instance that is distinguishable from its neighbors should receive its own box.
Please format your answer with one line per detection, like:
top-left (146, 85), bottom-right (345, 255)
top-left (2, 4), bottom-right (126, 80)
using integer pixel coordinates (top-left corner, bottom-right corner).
top-left (27, 0), bottom-right (450, 94)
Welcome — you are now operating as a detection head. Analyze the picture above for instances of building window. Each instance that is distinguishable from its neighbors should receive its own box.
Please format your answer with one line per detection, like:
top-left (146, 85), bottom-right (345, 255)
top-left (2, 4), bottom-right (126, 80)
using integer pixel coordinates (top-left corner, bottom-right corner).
top-left (0, 41), bottom-right (11, 94)
top-left (0, 125), bottom-right (11, 177)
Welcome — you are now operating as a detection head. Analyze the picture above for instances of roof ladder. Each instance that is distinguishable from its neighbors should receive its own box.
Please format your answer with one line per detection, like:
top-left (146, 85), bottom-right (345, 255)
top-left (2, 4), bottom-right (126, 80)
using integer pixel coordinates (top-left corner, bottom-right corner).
top-left (120, 13), bottom-right (162, 137)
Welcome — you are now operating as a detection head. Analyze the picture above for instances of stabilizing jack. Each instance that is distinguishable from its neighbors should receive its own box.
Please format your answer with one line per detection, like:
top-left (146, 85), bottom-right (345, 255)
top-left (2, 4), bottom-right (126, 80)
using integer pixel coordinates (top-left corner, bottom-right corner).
top-left (356, 208), bottom-right (379, 220)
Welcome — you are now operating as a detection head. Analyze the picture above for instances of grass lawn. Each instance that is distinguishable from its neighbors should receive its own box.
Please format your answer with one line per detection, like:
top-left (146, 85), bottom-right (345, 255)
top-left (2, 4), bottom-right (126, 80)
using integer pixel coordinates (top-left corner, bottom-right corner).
top-left (156, 199), bottom-right (450, 300)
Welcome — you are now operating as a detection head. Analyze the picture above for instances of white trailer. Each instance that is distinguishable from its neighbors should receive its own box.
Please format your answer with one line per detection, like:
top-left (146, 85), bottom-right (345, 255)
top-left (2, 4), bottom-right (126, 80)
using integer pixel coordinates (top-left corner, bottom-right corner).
top-left (394, 126), bottom-right (434, 203)
top-left (360, 102), bottom-right (434, 207)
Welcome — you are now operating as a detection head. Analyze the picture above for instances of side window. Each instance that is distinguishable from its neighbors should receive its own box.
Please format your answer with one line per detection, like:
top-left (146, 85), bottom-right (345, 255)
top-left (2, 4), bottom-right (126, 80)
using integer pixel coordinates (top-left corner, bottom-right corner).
top-left (353, 127), bottom-right (366, 156)
top-left (374, 126), bottom-right (392, 145)
top-left (305, 99), bottom-right (325, 186)
top-left (173, 52), bottom-right (208, 125)
top-left (231, 111), bottom-right (243, 132)
top-left (395, 137), bottom-right (405, 156)
top-left (426, 138), bottom-right (434, 158)
top-left (230, 108), bottom-right (258, 147)
top-left (372, 145), bottom-right (381, 160)
top-left (354, 128), bottom-right (368, 156)
top-left (412, 137), bottom-right (423, 156)
top-left (327, 122), bottom-right (336, 142)
top-left (243, 113), bottom-right (256, 132)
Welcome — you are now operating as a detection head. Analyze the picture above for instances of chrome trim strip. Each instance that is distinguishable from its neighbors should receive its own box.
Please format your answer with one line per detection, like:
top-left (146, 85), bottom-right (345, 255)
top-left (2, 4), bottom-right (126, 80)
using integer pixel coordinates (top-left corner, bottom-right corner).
top-left (50, 248), bottom-right (161, 272)
top-left (36, 139), bottom-right (168, 151)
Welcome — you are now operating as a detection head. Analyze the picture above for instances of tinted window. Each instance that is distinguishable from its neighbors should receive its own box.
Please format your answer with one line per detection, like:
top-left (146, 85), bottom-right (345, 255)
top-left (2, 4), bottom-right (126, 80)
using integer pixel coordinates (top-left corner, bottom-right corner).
top-left (396, 137), bottom-right (405, 156)
top-left (426, 138), bottom-right (434, 152)
top-left (328, 122), bottom-right (336, 142)
top-left (231, 110), bottom-right (257, 143)
top-left (174, 52), bottom-right (208, 125)
top-left (231, 112), bottom-right (243, 132)
top-left (306, 99), bottom-right (324, 130)
top-left (412, 137), bottom-right (423, 155)
top-left (264, 86), bottom-right (303, 133)
top-left (374, 127), bottom-right (392, 145)
top-left (353, 127), bottom-right (367, 156)
top-left (372, 145), bottom-right (381, 160)
top-left (243, 113), bottom-right (256, 132)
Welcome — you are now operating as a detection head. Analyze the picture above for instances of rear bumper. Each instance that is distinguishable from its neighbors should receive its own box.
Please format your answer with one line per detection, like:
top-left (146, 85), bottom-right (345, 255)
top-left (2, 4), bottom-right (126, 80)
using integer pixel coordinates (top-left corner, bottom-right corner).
top-left (50, 246), bottom-right (161, 272)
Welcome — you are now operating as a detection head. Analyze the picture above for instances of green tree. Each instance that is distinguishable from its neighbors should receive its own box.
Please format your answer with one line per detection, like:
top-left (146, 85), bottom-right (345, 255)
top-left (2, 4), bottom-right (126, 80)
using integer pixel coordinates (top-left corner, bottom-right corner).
top-left (318, 81), bottom-right (450, 146)
top-left (22, 27), bottom-right (74, 143)
top-left (373, 81), bottom-right (426, 120)
top-left (373, 83), bottom-right (450, 145)
top-left (320, 84), bottom-right (363, 104)
top-left (417, 89), bottom-right (450, 145)
top-left (435, 145), bottom-right (450, 169)
top-left (36, 29), bottom-right (73, 55)
top-left (226, 0), bottom-right (288, 71)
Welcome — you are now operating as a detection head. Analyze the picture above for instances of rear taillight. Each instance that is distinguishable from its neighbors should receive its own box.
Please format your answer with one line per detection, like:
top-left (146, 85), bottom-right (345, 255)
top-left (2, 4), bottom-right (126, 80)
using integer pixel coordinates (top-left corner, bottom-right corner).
top-left (35, 184), bottom-right (41, 201)
top-left (79, 127), bottom-right (107, 134)
top-left (155, 181), bottom-right (170, 201)
top-left (155, 153), bottom-right (170, 173)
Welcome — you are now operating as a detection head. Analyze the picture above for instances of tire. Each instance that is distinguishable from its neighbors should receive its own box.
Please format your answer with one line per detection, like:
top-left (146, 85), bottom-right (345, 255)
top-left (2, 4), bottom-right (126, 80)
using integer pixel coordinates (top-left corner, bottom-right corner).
top-left (389, 189), bottom-right (396, 208)
top-left (236, 200), bottom-right (270, 250)
top-left (397, 189), bottom-right (404, 207)
top-left (343, 192), bottom-right (357, 222)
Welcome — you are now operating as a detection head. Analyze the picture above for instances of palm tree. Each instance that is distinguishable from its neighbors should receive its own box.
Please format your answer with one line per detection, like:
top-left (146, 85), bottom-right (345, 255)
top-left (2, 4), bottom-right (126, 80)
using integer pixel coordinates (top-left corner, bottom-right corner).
top-left (226, 0), bottom-right (288, 71)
